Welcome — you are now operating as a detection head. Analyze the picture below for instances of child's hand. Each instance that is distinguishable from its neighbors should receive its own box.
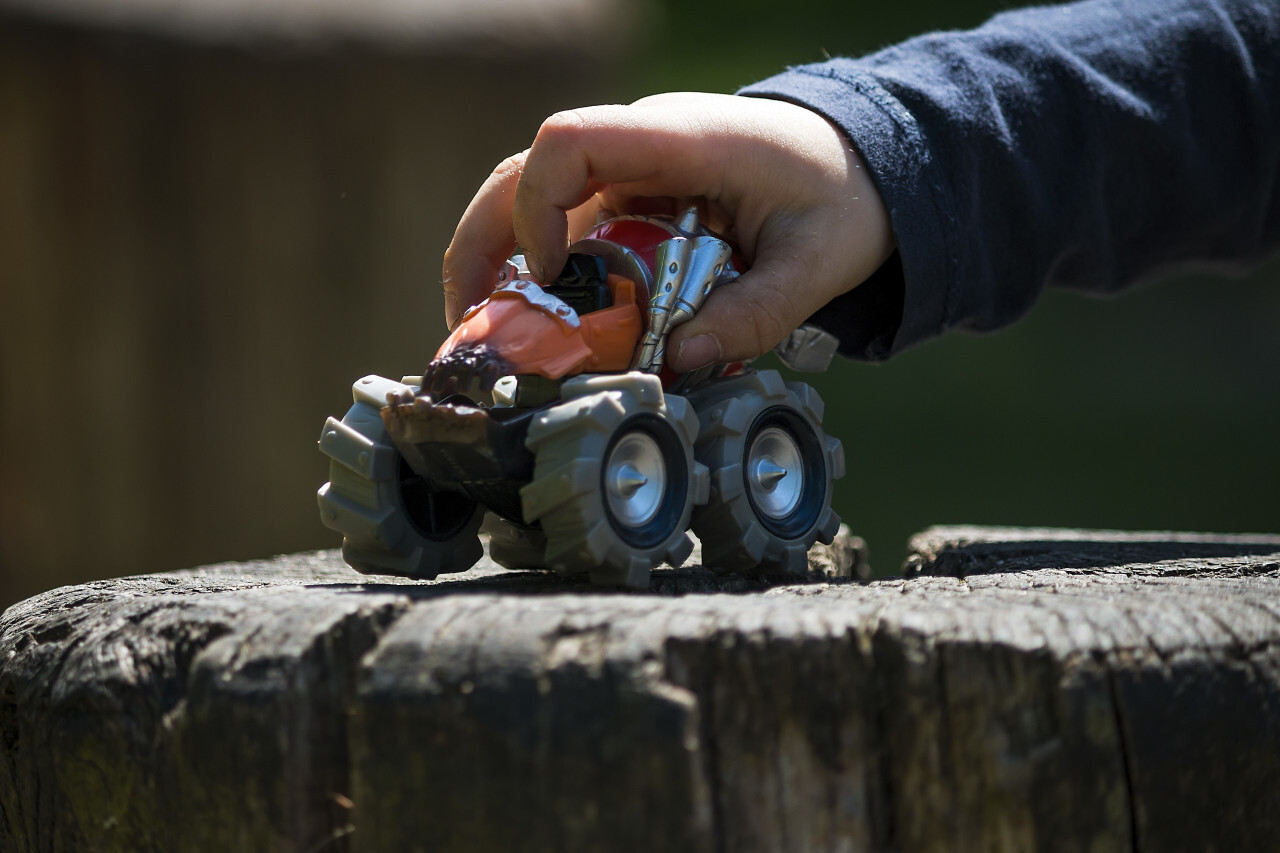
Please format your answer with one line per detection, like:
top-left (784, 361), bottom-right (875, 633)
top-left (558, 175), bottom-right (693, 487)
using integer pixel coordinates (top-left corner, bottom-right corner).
top-left (442, 92), bottom-right (894, 372)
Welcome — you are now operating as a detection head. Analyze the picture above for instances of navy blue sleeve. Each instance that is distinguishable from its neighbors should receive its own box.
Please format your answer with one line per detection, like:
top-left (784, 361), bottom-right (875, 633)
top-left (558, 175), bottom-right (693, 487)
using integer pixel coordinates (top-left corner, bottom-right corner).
top-left (739, 0), bottom-right (1280, 361)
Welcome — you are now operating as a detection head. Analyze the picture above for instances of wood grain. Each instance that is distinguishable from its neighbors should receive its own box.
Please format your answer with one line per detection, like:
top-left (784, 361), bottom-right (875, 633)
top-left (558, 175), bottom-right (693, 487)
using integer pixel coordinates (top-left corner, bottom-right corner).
top-left (2, 526), bottom-right (1278, 852)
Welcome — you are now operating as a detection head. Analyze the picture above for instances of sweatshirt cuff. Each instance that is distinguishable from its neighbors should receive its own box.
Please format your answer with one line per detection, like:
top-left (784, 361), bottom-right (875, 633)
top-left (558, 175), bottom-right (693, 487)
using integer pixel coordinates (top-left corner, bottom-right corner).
top-left (738, 64), bottom-right (956, 361)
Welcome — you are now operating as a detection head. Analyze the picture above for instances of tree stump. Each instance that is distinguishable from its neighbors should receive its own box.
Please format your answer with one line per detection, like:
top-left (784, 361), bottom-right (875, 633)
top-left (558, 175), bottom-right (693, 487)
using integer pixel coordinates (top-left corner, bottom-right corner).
top-left (2, 525), bottom-right (1279, 852)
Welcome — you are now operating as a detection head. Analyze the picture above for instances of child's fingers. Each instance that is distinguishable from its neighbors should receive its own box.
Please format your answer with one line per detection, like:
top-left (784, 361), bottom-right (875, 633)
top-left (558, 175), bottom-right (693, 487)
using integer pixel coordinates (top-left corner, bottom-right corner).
top-left (441, 152), bottom-right (527, 329)
top-left (513, 103), bottom-right (726, 281)
top-left (665, 238), bottom-right (832, 371)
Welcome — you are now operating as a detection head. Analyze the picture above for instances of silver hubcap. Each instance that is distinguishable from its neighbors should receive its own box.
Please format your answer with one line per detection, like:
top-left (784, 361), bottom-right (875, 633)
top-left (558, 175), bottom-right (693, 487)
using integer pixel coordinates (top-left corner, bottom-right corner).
top-left (605, 432), bottom-right (667, 528)
top-left (747, 426), bottom-right (804, 519)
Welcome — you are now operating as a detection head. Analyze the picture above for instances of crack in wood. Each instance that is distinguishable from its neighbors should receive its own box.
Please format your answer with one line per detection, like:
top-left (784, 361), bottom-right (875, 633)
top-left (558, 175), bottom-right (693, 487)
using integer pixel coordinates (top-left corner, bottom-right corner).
top-left (1106, 668), bottom-right (1141, 853)
top-left (3, 527), bottom-right (1279, 850)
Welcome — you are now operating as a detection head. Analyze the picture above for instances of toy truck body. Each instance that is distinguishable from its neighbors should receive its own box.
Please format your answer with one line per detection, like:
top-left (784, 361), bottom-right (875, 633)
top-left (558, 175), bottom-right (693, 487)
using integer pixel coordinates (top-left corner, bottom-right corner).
top-left (317, 209), bottom-right (845, 587)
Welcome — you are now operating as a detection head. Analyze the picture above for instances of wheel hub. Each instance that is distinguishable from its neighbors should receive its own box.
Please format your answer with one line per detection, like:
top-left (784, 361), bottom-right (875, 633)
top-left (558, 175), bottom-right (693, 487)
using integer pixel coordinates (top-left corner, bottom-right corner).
top-left (605, 432), bottom-right (667, 527)
top-left (747, 426), bottom-right (804, 519)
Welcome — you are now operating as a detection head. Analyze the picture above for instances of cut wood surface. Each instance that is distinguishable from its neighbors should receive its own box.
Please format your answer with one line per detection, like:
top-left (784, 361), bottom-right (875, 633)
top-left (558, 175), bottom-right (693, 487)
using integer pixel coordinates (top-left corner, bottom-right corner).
top-left (2, 525), bottom-right (1279, 852)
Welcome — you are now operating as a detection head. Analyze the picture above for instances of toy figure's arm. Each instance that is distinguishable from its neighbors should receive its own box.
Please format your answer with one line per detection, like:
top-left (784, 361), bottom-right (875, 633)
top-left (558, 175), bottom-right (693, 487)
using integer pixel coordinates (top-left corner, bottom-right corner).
top-left (742, 0), bottom-right (1280, 360)
top-left (441, 94), bottom-right (895, 373)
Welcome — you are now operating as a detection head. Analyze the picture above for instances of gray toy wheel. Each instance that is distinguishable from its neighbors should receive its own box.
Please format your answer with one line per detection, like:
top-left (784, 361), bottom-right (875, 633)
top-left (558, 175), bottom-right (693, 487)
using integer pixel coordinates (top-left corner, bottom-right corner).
top-left (687, 370), bottom-right (845, 575)
top-left (519, 373), bottom-right (709, 587)
top-left (317, 375), bottom-right (484, 579)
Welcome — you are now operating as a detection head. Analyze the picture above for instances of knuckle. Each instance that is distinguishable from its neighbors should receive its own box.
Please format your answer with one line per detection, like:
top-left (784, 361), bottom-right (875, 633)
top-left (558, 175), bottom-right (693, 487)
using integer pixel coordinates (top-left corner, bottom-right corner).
top-left (538, 108), bottom-right (592, 141)
top-left (744, 282), bottom-right (797, 352)
top-left (520, 112), bottom-right (593, 196)
top-left (749, 308), bottom-right (789, 353)
top-left (533, 105), bottom-right (620, 156)
top-left (492, 150), bottom-right (527, 181)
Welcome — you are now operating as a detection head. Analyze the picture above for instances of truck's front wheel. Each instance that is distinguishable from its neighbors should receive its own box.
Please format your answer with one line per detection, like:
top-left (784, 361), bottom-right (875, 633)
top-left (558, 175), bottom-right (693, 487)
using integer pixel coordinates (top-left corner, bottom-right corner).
top-left (519, 373), bottom-right (709, 587)
top-left (317, 375), bottom-right (484, 579)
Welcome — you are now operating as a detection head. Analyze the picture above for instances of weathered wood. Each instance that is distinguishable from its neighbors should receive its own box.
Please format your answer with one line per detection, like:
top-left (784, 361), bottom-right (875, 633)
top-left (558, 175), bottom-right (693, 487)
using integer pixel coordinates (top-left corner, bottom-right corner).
top-left (2, 526), bottom-right (1279, 852)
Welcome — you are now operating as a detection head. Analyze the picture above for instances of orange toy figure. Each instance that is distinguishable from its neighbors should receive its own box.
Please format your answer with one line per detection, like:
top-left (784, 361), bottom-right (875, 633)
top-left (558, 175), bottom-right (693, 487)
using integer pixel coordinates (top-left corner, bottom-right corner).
top-left (428, 273), bottom-right (643, 387)
top-left (317, 209), bottom-right (847, 587)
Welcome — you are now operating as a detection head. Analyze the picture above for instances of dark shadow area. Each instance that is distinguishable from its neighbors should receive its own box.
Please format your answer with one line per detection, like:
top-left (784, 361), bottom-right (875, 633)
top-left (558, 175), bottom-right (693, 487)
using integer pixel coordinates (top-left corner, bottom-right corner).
top-left (312, 563), bottom-right (862, 602)
top-left (909, 537), bottom-right (1280, 578)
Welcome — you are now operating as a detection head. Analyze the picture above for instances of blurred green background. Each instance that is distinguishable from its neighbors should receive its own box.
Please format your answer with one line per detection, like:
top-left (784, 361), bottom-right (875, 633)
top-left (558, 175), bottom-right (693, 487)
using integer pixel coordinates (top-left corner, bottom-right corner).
top-left (1, 0), bottom-right (1276, 610)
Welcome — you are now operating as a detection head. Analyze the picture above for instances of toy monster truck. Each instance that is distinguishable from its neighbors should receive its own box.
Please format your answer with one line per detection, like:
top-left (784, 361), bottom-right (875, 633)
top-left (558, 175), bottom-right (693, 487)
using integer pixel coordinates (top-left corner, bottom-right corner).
top-left (317, 208), bottom-right (846, 587)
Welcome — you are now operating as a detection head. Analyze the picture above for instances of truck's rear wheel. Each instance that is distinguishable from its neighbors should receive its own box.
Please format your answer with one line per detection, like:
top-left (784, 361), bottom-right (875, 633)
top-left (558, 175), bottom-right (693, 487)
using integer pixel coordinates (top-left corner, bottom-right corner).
top-left (688, 371), bottom-right (844, 575)
top-left (519, 373), bottom-right (709, 587)
top-left (317, 375), bottom-right (484, 579)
